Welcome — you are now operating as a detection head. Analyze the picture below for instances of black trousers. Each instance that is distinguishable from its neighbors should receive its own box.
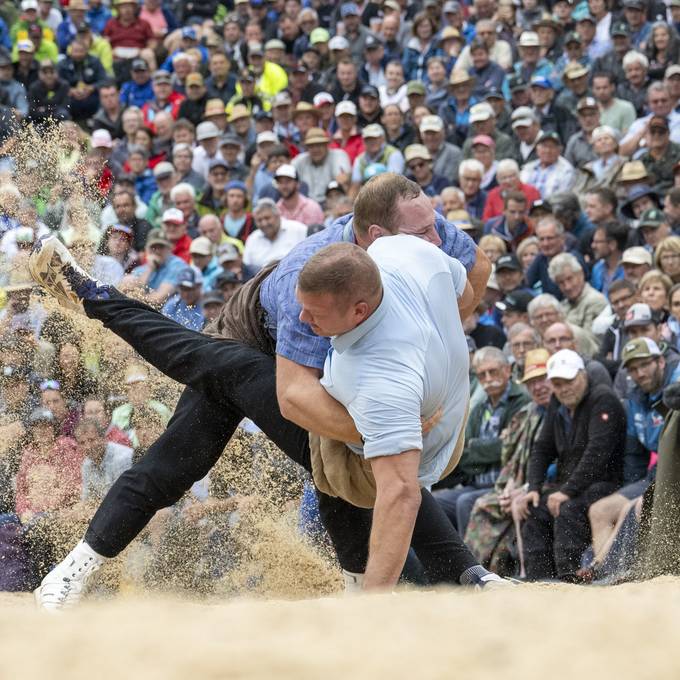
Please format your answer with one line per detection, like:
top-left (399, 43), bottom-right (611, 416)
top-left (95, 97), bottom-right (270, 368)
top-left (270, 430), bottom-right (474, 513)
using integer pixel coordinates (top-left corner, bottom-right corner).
top-left (521, 482), bottom-right (618, 581)
top-left (84, 291), bottom-right (478, 581)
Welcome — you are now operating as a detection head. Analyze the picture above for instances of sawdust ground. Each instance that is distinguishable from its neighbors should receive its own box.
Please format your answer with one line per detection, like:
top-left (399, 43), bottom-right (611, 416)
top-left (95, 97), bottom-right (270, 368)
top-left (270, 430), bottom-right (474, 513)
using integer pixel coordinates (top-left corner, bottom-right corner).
top-left (2, 578), bottom-right (679, 680)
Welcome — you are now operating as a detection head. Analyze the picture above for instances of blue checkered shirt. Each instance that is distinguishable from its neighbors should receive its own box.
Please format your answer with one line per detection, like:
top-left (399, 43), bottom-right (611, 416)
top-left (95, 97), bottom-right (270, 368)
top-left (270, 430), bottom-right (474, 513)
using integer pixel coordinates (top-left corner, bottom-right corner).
top-left (259, 212), bottom-right (478, 370)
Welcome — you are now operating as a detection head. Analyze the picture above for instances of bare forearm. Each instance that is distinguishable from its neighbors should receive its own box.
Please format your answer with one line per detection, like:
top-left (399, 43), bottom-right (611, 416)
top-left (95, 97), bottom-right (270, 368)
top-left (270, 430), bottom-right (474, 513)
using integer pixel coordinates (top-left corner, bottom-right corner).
top-left (364, 485), bottom-right (421, 590)
top-left (466, 248), bottom-right (491, 316)
top-left (283, 379), bottom-right (362, 444)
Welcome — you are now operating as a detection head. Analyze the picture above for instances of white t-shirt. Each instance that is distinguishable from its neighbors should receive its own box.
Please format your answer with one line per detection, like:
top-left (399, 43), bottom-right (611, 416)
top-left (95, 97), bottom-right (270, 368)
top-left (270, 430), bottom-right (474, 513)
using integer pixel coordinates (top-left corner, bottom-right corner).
top-left (320, 234), bottom-right (470, 487)
top-left (242, 218), bottom-right (308, 271)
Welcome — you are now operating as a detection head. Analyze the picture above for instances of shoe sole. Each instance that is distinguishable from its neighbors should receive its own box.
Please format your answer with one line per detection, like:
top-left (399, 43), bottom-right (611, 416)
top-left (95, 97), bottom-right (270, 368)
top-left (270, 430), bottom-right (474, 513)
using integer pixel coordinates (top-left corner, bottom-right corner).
top-left (28, 237), bottom-right (85, 313)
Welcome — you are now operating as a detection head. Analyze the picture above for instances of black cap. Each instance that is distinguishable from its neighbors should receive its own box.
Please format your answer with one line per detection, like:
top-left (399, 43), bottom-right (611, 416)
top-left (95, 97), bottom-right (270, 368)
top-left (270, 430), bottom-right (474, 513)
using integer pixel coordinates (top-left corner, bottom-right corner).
top-left (364, 35), bottom-right (384, 50)
top-left (529, 198), bottom-right (552, 214)
top-left (610, 20), bottom-right (630, 37)
top-left (131, 57), bottom-right (149, 71)
top-left (202, 291), bottom-right (225, 306)
top-left (484, 87), bottom-right (504, 101)
top-left (496, 290), bottom-right (533, 314)
top-left (537, 130), bottom-right (561, 144)
top-left (216, 270), bottom-right (241, 286)
top-left (508, 74), bottom-right (528, 92)
top-left (360, 84), bottom-right (380, 98)
top-left (564, 30), bottom-right (582, 44)
top-left (623, 0), bottom-right (645, 9)
top-left (1, 364), bottom-right (31, 382)
top-left (254, 110), bottom-right (273, 121)
top-left (495, 254), bottom-right (522, 272)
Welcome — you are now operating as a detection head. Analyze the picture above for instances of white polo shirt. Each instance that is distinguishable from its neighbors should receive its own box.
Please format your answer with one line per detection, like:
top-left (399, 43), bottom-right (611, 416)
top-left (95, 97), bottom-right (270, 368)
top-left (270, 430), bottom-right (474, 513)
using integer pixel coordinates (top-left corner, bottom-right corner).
top-left (242, 218), bottom-right (308, 271)
top-left (320, 234), bottom-right (470, 487)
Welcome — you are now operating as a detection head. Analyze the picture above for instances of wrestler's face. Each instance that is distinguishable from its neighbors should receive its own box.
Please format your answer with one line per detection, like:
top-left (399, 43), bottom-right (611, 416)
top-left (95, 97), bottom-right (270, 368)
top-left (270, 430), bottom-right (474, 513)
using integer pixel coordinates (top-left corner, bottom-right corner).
top-left (296, 288), bottom-right (369, 337)
top-left (369, 192), bottom-right (442, 247)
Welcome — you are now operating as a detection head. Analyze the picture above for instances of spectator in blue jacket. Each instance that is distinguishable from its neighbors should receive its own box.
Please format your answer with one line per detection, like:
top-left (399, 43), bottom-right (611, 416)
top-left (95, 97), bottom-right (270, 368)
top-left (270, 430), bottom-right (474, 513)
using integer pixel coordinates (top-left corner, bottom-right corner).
top-left (56, 0), bottom-right (86, 53)
top-left (120, 58), bottom-right (154, 109)
top-left (127, 145), bottom-right (158, 204)
top-left (86, 0), bottom-right (112, 35)
top-left (402, 11), bottom-right (441, 82)
top-left (161, 266), bottom-right (206, 331)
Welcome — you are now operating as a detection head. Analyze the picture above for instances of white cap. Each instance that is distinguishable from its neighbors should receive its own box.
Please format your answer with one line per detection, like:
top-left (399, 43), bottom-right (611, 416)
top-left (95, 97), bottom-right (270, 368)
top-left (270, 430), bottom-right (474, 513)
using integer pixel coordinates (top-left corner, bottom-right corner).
top-left (21, 0), bottom-right (38, 10)
top-left (91, 129), bottom-right (113, 149)
top-left (196, 121), bottom-right (220, 141)
top-left (313, 91), bottom-right (334, 107)
top-left (547, 349), bottom-right (585, 380)
top-left (274, 163), bottom-right (297, 180)
top-left (217, 242), bottom-right (240, 263)
top-left (256, 131), bottom-right (278, 144)
top-left (335, 100), bottom-right (357, 117)
top-left (17, 39), bottom-right (34, 53)
top-left (519, 31), bottom-right (540, 47)
top-left (189, 236), bottom-right (213, 256)
top-left (420, 114), bottom-right (444, 133)
top-left (621, 246), bottom-right (653, 266)
top-left (162, 207), bottom-right (184, 224)
top-left (470, 102), bottom-right (494, 123)
top-left (328, 35), bottom-right (350, 50)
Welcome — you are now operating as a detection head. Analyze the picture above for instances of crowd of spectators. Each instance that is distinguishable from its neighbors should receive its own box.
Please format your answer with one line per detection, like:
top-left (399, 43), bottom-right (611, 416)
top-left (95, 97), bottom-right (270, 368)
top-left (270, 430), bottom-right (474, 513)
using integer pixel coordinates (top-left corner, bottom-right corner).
top-left (0, 0), bottom-right (680, 590)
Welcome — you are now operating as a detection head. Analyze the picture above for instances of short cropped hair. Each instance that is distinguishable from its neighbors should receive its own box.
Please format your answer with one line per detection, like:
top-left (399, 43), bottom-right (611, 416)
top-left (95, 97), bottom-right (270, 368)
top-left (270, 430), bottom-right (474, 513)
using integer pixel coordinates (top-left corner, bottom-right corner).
top-left (353, 172), bottom-right (421, 238)
top-left (472, 346), bottom-right (509, 368)
top-left (548, 252), bottom-right (583, 281)
top-left (297, 242), bottom-right (382, 308)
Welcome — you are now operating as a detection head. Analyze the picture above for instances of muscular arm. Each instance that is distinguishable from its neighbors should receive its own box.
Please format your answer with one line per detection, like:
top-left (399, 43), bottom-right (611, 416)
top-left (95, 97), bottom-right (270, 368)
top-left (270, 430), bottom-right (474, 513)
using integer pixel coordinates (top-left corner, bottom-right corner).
top-left (466, 246), bottom-right (491, 318)
top-left (363, 449), bottom-right (422, 590)
top-left (276, 355), bottom-right (363, 445)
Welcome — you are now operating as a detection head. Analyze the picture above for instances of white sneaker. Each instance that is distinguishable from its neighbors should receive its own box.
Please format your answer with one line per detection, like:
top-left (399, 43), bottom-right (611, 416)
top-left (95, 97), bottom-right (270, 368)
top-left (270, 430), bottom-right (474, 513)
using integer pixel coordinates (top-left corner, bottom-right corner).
top-left (28, 235), bottom-right (104, 313)
top-left (476, 574), bottom-right (521, 591)
top-left (342, 569), bottom-right (364, 595)
top-left (34, 540), bottom-right (106, 611)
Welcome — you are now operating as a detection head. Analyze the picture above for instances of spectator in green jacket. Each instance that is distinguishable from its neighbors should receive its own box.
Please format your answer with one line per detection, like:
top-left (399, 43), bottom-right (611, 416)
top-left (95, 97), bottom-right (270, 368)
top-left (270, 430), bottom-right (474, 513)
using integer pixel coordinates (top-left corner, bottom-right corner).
top-left (433, 346), bottom-right (531, 533)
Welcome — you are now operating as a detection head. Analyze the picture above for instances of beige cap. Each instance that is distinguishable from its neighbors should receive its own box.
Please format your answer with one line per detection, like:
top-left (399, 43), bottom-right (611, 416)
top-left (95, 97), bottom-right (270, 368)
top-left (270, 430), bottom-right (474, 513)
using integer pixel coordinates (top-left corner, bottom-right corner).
top-left (621, 246), bottom-right (653, 266)
top-left (404, 144), bottom-right (432, 163)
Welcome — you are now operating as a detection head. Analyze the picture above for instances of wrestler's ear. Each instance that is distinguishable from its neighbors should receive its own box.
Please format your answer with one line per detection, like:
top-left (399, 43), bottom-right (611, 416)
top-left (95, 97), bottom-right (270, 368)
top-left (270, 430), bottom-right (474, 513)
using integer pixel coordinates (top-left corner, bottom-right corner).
top-left (366, 223), bottom-right (386, 242)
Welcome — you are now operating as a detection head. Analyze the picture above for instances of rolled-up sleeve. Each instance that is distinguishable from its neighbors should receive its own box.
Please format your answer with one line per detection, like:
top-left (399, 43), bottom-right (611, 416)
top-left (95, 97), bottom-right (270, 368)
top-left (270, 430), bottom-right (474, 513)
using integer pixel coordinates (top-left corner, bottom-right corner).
top-left (436, 213), bottom-right (477, 272)
top-left (347, 360), bottom-right (424, 459)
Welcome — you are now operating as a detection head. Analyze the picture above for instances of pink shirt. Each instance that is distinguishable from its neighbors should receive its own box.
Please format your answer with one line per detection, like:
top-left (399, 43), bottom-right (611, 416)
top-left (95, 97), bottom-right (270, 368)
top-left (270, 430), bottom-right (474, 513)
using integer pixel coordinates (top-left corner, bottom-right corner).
top-left (139, 7), bottom-right (167, 38)
top-left (277, 194), bottom-right (325, 227)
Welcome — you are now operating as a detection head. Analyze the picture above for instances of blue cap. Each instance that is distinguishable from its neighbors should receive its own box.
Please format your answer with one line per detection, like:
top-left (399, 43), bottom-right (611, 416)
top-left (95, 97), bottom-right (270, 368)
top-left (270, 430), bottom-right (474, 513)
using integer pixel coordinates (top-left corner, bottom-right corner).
top-left (226, 180), bottom-right (247, 193)
top-left (363, 162), bottom-right (387, 181)
top-left (341, 2), bottom-right (360, 17)
top-left (181, 26), bottom-right (197, 40)
top-left (249, 0), bottom-right (265, 6)
top-left (177, 266), bottom-right (203, 288)
top-left (530, 75), bottom-right (553, 89)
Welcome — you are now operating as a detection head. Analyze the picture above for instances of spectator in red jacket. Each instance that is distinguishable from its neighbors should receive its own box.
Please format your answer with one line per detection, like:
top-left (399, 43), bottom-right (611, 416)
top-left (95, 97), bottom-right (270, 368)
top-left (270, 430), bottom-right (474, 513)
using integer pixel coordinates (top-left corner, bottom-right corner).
top-left (329, 100), bottom-right (365, 164)
top-left (482, 159), bottom-right (541, 222)
top-left (161, 207), bottom-right (192, 263)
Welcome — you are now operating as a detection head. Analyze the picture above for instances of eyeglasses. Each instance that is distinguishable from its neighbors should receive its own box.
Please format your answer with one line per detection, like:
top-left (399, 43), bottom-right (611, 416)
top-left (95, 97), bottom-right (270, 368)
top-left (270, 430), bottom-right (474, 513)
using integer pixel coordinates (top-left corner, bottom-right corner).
top-left (408, 161), bottom-right (427, 171)
top-left (476, 368), bottom-right (504, 380)
top-left (510, 340), bottom-right (536, 350)
top-left (39, 379), bottom-right (61, 392)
